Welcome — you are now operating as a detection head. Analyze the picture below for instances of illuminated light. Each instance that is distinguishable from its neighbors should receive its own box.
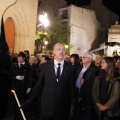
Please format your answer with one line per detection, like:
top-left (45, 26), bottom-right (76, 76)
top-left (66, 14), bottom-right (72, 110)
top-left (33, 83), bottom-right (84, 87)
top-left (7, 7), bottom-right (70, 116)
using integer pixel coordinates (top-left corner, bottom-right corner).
top-left (39, 12), bottom-right (49, 28)
top-left (65, 45), bottom-right (69, 49)
top-left (44, 41), bottom-right (48, 45)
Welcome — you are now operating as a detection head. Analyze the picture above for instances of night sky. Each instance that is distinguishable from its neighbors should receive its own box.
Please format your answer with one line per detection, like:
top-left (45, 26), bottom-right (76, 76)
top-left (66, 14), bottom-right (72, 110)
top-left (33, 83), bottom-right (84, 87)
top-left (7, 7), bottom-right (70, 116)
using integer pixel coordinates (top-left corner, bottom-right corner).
top-left (66, 0), bottom-right (120, 17)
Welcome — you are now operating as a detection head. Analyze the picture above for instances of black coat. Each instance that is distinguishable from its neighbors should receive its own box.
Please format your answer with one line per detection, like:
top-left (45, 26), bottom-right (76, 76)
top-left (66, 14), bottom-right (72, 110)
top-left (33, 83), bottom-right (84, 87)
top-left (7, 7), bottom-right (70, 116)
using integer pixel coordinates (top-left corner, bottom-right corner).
top-left (0, 52), bottom-right (12, 118)
top-left (75, 63), bottom-right (98, 105)
top-left (28, 60), bottom-right (74, 119)
top-left (9, 63), bottom-right (32, 92)
top-left (0, 52), bottom-right (12, 90)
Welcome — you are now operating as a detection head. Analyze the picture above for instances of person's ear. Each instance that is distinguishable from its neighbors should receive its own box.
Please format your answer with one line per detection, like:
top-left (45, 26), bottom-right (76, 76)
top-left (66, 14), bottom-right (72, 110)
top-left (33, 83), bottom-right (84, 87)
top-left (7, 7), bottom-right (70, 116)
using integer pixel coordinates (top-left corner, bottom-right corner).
top-left (53, 50), bottom-right (55, 56)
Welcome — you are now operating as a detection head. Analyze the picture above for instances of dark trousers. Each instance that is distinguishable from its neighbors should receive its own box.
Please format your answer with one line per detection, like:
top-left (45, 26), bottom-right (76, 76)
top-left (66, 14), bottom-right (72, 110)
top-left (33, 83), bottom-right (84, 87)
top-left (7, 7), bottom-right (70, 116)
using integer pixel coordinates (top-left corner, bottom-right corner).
top-left (83, 105), bottom-right (94, 120)
top-left (74, 104), bottom-right (95, 120)
top-left (74, 103), bottom-right (84, 120)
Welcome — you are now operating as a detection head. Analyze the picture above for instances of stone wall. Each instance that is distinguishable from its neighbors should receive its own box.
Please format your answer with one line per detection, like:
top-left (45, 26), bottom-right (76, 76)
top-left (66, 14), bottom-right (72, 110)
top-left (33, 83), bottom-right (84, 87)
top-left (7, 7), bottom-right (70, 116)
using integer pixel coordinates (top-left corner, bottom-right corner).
top-left (0, 0), bottom-right (38, 54)
top-left (69, 5), bottom-right (100, 56)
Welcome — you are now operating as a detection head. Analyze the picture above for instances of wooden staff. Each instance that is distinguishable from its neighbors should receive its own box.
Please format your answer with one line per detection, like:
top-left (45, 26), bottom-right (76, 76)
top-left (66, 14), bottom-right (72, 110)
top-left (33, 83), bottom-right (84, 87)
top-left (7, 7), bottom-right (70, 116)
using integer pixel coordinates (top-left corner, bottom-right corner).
top-left (11, 90), bottom-right (26, 120)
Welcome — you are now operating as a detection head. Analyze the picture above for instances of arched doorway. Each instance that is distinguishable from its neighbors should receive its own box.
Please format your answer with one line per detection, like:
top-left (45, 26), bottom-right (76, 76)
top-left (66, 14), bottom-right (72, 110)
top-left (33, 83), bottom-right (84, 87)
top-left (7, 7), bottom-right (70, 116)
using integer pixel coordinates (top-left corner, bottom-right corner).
top-left (5, 18), bottom-right (15, 51)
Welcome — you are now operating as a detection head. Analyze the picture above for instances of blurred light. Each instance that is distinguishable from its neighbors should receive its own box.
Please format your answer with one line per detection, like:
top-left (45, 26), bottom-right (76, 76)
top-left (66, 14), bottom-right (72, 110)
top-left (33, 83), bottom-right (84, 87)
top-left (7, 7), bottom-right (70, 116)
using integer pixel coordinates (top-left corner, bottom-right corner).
top-left (39, 12), bottom-right (49, 28)
top-left (65, 45), bottom-right (68, 49)
top-left (44, 41), bottom-right (48, 45)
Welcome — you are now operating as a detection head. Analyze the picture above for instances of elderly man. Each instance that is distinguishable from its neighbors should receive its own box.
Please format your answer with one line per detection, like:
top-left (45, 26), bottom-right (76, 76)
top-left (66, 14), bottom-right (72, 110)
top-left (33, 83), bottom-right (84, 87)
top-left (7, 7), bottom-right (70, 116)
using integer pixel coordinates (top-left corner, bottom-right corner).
top-left (74, 51), bottom-right (98, 120)
top-left (24, 43), bottom-right (74, 120)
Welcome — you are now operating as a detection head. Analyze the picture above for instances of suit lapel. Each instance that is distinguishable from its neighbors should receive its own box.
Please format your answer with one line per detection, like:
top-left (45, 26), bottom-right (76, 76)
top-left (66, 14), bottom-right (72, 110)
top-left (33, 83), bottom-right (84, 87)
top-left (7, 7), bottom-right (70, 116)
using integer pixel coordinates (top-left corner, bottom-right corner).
top-left (76, 65), bottom-right (83, 78)
top-left (49, 60), bottom-right (57, 82)
top-left (61, 61), bottom-right (67, 76)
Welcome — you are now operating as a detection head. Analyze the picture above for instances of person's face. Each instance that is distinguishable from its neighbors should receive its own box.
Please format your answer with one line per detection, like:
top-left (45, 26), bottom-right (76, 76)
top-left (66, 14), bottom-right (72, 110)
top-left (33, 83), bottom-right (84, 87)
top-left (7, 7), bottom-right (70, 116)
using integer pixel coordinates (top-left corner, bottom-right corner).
top-left (82, 53), bottom-right (91, 64)
top-left (94, 55), bottom-right (102, 65)
top-left (38, 55), bottom-right (42, 61)
top-left (41, 57), bottom-right (47, 64)
top-left (101, 59), bottom-right (108, 70)
top-left (17, 56), bottom-right (25, 63)
top-left (53, 44), bottom-right (65, 61)
top-left (116, 59), bottom-right (120, 69)
top-left (29, 58), bottom-right (34, 65)
top-left (70, 57), bottom-right (75, 63)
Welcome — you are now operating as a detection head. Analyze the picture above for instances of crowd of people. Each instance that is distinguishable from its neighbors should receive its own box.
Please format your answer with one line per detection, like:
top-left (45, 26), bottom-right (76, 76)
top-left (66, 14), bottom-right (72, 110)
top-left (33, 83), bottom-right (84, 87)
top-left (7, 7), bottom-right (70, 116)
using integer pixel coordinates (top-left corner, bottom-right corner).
top-left (0, 43), bottom-right (120, 120)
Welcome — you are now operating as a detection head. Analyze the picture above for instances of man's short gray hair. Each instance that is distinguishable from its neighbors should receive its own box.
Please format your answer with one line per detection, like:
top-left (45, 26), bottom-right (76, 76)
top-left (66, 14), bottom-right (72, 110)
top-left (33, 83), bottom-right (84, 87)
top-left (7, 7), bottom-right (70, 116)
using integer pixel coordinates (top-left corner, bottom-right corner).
top-left (85, 51), bottom-right (93, 61)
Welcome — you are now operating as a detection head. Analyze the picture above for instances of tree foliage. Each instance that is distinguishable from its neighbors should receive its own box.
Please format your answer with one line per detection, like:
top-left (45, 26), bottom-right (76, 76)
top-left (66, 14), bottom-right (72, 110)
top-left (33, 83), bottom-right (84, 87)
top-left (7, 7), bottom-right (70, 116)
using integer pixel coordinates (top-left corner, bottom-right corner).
top-left (36, 0), bottom-right (70, 50)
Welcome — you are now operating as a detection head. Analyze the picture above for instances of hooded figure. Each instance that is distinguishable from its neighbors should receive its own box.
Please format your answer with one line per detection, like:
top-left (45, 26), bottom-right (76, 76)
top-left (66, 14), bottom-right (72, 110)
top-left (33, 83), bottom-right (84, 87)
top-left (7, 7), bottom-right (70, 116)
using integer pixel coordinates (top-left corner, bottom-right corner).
top-left (0, 16), bottom-right (12, 119)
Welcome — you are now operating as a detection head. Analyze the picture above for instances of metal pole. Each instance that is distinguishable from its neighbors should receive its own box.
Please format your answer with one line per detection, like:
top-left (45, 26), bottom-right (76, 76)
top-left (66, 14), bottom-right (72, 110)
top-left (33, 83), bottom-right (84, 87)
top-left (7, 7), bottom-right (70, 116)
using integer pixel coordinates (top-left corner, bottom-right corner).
top-left (11, 90), bottom-right (26, 120)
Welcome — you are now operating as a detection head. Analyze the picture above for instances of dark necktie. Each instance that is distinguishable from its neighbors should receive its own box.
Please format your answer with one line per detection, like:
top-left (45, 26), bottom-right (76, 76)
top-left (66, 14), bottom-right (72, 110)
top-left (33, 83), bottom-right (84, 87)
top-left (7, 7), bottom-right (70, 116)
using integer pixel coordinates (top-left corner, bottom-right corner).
top-left (19, 64), bottom-right (23, 69)
top-left (57, 63), bottom-right (61, 79)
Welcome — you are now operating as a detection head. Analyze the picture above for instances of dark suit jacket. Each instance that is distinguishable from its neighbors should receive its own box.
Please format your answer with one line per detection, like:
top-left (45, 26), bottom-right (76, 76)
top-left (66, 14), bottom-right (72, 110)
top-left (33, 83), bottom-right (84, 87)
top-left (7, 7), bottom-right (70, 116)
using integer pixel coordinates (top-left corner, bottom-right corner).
top-left (75, 63), bottom-right (98, 105)
top-left (28, 60), bottom-right (74, 119)
top-left (9, 63), bottom-right (32, 93)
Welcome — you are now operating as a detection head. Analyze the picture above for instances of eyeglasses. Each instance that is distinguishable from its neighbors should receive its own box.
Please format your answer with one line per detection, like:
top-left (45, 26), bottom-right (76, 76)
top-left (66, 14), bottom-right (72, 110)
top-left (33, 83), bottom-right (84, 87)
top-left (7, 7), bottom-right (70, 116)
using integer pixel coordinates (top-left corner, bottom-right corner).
top-left (82, 56), bottom-right (90, 58)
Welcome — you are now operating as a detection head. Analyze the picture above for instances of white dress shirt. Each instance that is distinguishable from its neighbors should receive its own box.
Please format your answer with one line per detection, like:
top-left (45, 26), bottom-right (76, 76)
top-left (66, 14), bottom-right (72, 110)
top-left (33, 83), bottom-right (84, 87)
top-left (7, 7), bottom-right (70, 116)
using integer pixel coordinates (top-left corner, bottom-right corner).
top-left (76, 64), bottom-right (90, 90)
top-left (54, 59), bottom-right (64, 81)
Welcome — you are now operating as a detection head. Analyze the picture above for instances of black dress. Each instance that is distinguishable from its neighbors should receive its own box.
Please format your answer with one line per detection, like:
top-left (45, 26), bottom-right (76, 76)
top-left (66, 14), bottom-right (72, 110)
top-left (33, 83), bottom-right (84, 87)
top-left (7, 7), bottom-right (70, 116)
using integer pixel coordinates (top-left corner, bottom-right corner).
top-left (0, 52), bottom-right (12, 119)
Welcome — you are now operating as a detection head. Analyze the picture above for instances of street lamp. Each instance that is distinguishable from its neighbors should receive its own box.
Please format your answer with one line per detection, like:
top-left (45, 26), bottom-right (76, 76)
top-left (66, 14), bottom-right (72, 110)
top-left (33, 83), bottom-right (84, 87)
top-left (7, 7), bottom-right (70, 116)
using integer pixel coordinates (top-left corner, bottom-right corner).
top-left (65, 45), bottom-right (69, 49)
top-left (65, 44), bottom-right (69, 54)
top-left (44, 40), bottom-right (48, 45)
top-left (38, 12), bottom-right (49, 28)
top-left (37, 12), bottom-right (49, 53)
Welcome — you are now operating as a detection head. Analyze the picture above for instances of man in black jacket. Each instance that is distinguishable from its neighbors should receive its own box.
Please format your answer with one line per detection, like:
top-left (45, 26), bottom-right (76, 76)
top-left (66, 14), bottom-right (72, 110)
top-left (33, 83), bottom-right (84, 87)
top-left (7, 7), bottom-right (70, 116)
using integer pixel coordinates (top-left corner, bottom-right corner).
top-left (25, 43), bottom-right (74, 120)
top-left (74, 51), bottom-right (98, 120)
top-left (10, 52), bottom-right (32, 119)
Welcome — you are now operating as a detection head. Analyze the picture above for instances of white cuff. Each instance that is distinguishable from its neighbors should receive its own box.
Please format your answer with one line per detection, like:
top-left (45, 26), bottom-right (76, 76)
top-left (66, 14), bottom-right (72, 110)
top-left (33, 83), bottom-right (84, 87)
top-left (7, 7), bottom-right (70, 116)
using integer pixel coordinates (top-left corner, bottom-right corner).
top-left (26, 88), bottom-right (31, 94)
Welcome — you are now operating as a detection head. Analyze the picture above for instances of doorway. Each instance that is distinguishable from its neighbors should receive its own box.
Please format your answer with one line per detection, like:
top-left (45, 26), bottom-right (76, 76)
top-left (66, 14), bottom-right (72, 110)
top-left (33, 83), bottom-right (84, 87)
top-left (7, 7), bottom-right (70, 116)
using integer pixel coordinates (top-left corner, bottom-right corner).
top-left (5, 17), bottom-right (15, 51)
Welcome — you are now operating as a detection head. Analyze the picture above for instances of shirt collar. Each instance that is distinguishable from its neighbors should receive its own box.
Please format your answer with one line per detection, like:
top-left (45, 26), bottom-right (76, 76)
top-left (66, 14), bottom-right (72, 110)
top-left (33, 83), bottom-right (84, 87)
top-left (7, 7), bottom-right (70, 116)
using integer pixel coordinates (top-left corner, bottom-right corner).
top-left (83, 63), bottom-right (90, 69)
top-left (54, 59), bottom-right (64, 67)
top-left (18, 62), bottom-right (25, 65)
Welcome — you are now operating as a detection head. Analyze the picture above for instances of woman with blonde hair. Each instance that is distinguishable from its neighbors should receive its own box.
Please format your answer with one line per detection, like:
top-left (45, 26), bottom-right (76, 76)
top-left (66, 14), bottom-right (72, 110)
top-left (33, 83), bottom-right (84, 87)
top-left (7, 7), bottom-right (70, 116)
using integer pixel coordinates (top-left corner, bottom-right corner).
top-left (92, 57), bottom-right (120, 120)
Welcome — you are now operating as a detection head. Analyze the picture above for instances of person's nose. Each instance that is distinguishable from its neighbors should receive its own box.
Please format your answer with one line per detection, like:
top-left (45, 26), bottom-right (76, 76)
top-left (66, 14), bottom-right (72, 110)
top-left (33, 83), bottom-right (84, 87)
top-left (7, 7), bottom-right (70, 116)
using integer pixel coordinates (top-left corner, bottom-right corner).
top-left (60, 49), bottom-right (64, 52)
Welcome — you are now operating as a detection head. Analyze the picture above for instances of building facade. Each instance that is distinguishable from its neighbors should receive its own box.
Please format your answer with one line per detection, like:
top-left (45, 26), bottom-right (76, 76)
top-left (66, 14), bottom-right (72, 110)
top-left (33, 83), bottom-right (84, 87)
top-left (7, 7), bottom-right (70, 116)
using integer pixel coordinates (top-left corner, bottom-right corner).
top-left (0, 0), bottom-right (38, 54)
top-left (58, 5), bottom-right (100, 56)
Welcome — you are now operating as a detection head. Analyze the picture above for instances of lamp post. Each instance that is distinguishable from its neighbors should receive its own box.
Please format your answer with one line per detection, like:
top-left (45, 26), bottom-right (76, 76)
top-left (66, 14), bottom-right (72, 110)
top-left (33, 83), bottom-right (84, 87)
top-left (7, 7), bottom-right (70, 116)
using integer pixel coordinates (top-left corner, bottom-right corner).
top-left (37, 12), bottom-right (49, 53)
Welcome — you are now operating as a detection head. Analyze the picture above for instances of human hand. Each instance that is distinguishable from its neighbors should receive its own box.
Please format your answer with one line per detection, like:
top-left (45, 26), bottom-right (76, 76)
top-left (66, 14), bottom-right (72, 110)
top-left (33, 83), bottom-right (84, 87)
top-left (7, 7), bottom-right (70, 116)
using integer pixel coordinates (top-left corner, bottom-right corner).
top-left (80, 79), bottom-right (84, 85)
top-left (96, 103), bottom-right (103, 107)
top-left (69, 105), bottom-right (74, 120)
top-left (19, 100), bottom-right (30, 109)
top-left (99, 105), bottom-right (107, 111)
top-left (26, 88), bottom-right (31, 94)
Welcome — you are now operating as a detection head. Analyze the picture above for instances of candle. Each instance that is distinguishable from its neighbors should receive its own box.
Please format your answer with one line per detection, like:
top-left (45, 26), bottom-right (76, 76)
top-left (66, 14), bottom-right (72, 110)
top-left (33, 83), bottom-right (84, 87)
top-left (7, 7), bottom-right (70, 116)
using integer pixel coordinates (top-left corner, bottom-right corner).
top-left (11, 90), bottom-right (26, 120)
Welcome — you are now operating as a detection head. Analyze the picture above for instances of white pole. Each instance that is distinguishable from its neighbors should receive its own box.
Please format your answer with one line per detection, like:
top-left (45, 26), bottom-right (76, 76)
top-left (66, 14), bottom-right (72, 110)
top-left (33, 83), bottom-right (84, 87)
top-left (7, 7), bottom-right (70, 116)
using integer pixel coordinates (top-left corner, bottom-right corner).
top-left (11, 90), bottom-right (26, 120)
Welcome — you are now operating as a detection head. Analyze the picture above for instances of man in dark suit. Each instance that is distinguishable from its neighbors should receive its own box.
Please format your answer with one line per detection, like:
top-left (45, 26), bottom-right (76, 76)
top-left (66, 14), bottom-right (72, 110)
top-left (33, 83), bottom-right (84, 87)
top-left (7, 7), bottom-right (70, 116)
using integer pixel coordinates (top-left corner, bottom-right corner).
top-left (10, 52), bottom-right (32, 119)
top-left (25, 43), bottom-right (74, 120)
